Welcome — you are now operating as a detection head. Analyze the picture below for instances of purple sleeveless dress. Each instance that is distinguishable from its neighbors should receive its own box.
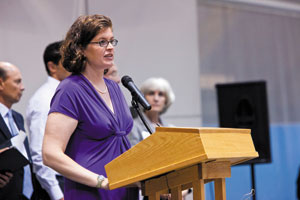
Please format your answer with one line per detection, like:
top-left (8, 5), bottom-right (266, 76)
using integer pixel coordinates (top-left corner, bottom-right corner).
top-left (49, 74), bottom-right (138, 200)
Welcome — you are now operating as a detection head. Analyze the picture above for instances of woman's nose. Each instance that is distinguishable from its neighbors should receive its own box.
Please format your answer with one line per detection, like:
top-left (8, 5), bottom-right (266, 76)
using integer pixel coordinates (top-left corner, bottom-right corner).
top-left (153, 94), bottom-right (159, 101)
top-left (107, 42), bottom-right (114, 49)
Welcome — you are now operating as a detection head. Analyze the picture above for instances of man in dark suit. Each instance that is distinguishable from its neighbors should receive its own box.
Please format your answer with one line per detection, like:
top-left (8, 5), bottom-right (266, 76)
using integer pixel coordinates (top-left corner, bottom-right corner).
top-left (0, 61), bottom-right (32, 199)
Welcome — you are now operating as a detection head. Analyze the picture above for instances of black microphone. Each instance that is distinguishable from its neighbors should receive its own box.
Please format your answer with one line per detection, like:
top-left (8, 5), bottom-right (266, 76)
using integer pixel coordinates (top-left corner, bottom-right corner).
top-left (121, 76), bottom-right (152, 110)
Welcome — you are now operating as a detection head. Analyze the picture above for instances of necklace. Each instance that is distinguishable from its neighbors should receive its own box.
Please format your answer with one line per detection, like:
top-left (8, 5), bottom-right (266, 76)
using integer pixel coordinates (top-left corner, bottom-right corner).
top-left (95, 85), bottom-right (108, 94)
top-left (82, 73), bottom-right (108, 94)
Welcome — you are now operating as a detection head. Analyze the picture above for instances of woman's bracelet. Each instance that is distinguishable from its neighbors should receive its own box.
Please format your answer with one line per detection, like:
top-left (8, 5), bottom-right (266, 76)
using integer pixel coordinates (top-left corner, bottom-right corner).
top-left (96, 175), bottom-right (105, 188)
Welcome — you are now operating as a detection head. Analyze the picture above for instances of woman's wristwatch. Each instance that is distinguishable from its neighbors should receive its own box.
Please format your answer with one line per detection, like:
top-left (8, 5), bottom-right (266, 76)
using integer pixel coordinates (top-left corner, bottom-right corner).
top-left (96, 175), bottom-right (105, 188)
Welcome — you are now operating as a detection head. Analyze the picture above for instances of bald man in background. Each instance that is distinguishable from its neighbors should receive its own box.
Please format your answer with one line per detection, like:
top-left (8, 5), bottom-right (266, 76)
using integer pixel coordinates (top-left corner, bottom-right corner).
top-left (0, 61), bottom-right (33, 200)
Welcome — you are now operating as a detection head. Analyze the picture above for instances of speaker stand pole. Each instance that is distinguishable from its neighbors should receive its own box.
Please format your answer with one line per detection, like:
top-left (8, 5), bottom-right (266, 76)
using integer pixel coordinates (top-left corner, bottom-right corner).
top-left (131, 99), bottom-right (153, 135)
top-left (251, 163), bottom-right (256, 200)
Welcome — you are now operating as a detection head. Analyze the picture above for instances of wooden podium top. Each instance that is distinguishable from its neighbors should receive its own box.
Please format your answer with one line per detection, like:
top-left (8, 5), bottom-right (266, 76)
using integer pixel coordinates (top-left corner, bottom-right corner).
top-left (105, 127), bottom-right (258, 189)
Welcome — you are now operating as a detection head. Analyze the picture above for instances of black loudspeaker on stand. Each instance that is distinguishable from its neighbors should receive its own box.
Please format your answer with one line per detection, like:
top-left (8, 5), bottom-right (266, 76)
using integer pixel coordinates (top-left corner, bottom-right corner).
top-left (216, 81), bottom-right (271, 200)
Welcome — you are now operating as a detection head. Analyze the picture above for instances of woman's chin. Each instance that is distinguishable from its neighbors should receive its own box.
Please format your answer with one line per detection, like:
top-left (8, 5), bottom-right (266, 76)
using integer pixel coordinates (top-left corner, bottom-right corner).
top-left (147, 109), bottom-right (162, 114)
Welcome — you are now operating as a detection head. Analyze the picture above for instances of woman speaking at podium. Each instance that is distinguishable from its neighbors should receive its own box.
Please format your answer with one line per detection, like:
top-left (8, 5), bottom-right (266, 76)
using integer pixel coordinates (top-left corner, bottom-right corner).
top-left (42, 14), bottom-right (138, 200)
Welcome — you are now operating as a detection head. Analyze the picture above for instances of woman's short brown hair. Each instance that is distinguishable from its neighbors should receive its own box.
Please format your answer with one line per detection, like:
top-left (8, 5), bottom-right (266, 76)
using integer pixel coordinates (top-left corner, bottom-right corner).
top-left (60, 14), bottom-right (112, 74)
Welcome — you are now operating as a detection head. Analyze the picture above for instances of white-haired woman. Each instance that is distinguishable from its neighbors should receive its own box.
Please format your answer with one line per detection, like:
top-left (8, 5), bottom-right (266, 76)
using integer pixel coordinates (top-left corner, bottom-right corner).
top-left (128, 77), bottom-right (175, 146)
top-left (128, 77), bottom-right (190, 199)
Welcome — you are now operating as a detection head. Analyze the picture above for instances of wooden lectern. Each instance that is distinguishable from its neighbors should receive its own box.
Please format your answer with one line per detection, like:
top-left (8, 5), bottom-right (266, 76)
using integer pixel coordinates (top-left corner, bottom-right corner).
top-left (105, 127), bottom-right (258, 200)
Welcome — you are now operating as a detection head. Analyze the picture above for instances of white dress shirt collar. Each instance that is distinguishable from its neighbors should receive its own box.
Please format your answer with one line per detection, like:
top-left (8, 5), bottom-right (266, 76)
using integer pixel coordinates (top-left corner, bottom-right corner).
top-left (0, 102), bottom-right (10, 118)
top-left (47, 76), bottom-right (60, 86)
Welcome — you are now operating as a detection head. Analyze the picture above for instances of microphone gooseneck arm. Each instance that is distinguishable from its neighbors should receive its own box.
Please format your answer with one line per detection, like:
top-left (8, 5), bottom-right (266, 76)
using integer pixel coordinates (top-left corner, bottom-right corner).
top-left (122, 75), bottom-right (153, 135)
top-left (131, 99), bottom-right (153, 135)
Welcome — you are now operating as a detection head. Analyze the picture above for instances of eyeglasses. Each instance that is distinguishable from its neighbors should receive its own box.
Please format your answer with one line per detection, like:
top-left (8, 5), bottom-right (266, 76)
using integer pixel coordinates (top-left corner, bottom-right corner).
top-left (89, 39), bottom-right (118, 47)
